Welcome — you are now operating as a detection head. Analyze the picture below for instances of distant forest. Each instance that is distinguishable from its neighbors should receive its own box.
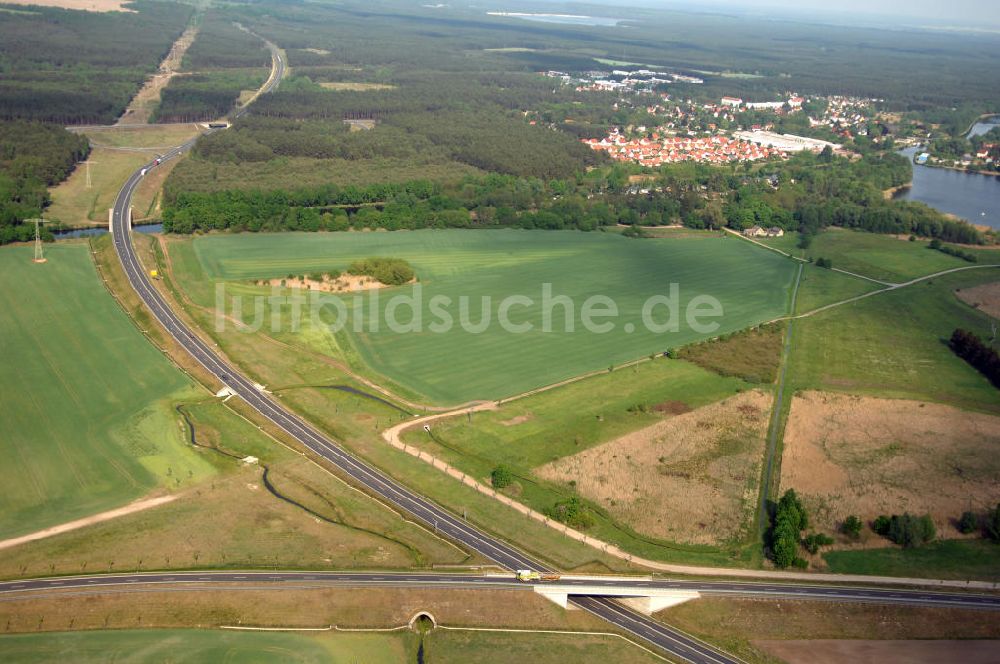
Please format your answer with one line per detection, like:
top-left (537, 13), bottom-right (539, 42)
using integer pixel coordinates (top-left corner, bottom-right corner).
top-left (151, 13), bottom-right (270, 123)
top-left (0, 1), bottom-right (192, 124)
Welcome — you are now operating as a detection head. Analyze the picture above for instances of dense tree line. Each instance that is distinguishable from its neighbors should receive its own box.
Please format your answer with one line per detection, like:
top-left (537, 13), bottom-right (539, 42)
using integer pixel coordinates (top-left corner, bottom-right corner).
top-left (769, 489), bottom-right (810, 569)
top-left (182, 13), bottom-right (271, 70)
top-left (0, 122), bottom-right (89, 244)
top-left (0, 1), bottom-right (193, 124)
top-left (162, 171), bottom-right (707, 234)
top-left (153, 72), bottom-right (265, 124)
top-left (949, 329), bottom-right (1000, 389)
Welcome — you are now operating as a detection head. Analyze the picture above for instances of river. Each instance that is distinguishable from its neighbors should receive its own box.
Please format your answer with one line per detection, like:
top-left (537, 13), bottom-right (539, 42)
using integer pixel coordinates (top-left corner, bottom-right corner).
top-left (54, 222), bottom-right (163, 239)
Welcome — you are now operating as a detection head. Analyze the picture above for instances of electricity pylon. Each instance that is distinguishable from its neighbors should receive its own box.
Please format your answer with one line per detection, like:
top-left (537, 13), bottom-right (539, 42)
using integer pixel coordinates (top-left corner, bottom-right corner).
top-left (82, 159), bottom-right (98, 189)
top-left (27, 218), bottom-right (48, 263)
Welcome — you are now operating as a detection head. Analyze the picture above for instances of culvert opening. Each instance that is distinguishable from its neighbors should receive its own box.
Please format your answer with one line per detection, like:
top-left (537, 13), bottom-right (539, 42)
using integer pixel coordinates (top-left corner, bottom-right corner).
top-left (410, 612), bottom-right (436, 664)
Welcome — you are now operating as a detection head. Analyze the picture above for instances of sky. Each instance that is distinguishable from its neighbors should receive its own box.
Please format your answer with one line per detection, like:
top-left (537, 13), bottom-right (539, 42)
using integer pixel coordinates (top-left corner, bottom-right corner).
top-left (668, 0), bottom-right (998, 28)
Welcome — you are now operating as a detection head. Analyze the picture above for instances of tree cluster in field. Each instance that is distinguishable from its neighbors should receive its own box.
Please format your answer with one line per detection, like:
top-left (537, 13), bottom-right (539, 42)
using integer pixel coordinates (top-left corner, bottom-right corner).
top-left (544, 496), bottom-right (595, 530)
top-left (872, 513), bottom-right (936, 548)
top-left (0, 121), bottom-right (90, 245)
top-left (949, 329), bottom-right (1000, 389)
top-left (768, 489), bottom-right (832, 568)
top-left (814, 257), bottom-right (833, 268)
top-left (0, 1), bottom-right (193, 124)
top-left (346, 257), bottom-right (415, 286)
top-left (929, 239), bottom-right (978, 263)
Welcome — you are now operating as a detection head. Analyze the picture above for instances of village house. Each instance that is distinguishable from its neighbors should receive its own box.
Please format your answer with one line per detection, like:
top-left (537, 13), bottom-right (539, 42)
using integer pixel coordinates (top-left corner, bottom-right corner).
top-left (743, 226), bottom-right (784, 238)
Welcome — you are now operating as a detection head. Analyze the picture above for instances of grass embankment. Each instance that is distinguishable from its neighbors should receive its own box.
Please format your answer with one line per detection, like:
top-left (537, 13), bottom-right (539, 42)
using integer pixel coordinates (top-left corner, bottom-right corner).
top-left (190, 229), bottom-right (798, 404)
top-left (0, 586), bottom-right (661, 659)
top-left (0, 244), bottom-right (213, 539)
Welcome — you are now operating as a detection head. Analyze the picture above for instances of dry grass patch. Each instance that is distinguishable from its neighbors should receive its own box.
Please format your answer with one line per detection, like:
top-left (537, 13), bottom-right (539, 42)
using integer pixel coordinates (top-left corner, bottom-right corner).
top-left (319, 82), bottom-right (396, 91)
top-left (956, 281), bottom-right (1000, 319)
top-left (756, 640), bottom-right (1000, 664)
top-left (780, 390), bottom-right (1000, 540)
top-left (0, 0), bottom-right (132, 12)
top-left (536, 390), bottom-right (770, 545)
top-left (679, 323), bottom-right (784, 384)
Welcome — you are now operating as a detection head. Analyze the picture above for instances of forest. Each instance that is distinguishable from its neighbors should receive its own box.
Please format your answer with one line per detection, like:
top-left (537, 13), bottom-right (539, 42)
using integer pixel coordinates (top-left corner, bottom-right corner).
top-left (0, 122), bottom-right (90, 244)
top-left (0, 1), bottom-right (192, 124)
top-left (150, 10), bottom-right (270, 124)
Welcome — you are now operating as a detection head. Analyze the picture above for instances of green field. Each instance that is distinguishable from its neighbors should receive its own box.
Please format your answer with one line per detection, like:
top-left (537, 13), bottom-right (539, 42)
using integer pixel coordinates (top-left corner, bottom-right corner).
top-left (0, 628), bottom-right (664, 664)
top-left (800, 229), bottom-right (972, 283)
top-left (788, 268), bottom-right (1000, 412)
top-left (0, 629), bottom-right (410, 664)
top-left (824, 539), bottom-right (1000, 581)
top-left (0, 244), bottom-right (214, 539)
top-left (191, 230), bottom-right (798, 403)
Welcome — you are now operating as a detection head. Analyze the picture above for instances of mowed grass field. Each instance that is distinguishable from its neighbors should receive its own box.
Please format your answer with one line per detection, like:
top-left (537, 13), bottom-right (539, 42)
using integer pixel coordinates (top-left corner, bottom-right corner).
top-left (192, 230), bottom-right (798, 403)
top-left (0, 244), bottom-right (214, 538)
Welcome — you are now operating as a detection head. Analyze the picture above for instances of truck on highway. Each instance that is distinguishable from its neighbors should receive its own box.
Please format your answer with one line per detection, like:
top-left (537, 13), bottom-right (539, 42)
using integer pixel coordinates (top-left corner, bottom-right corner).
top-left (515, 570), bottom-right (560, 582)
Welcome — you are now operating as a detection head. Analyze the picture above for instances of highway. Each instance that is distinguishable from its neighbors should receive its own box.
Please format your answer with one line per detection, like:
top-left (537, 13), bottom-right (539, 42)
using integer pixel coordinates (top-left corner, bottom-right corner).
top-left (98, 32), bottom-right (997, 664)
top-left (2, 572), bottom-right (998, 611)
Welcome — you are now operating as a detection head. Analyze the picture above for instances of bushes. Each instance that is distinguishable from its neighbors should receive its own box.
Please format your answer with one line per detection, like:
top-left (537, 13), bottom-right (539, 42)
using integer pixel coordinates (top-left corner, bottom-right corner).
top-left (814, 257), bottom-right (833, 268)
top-left (949, 329), bottom-right (1000, 389)
top-left (544, 497), bottom-right (595, 530)
top-left (347, 257), bottom-right (415, 286)
top-left (929, 239), bottom-right (978, 262)
top-left (490, 465), bottom-right (513, 489)
top-left (873, 512), bottom-right (936, 548)
top-left (841, 515), bottom-right (863, 539)
top-left (958, 510), bottom-right (979, 534)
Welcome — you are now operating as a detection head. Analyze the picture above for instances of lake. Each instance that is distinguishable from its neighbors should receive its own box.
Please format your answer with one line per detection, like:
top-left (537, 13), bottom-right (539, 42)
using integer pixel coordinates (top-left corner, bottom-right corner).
top-left (486, 12), bottom-right (625, 27)
top-left (895, 146), bottom-right (1000, 230)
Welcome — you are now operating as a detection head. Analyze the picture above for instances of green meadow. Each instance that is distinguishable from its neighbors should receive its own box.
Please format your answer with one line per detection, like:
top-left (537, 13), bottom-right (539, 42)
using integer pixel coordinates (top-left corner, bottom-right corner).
top-left (191, 229), bottom-right (798, 403)
top-left (788, 267), bottom-right (1000, 412)
top-left (0, 244), bottom-right (214, 539)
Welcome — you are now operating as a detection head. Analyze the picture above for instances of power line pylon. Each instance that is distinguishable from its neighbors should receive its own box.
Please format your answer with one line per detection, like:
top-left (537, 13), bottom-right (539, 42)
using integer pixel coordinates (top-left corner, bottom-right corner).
top-left (27, 218), bottom-right (48, 263)
top-left (82, 160), bottom-right (98, 189)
